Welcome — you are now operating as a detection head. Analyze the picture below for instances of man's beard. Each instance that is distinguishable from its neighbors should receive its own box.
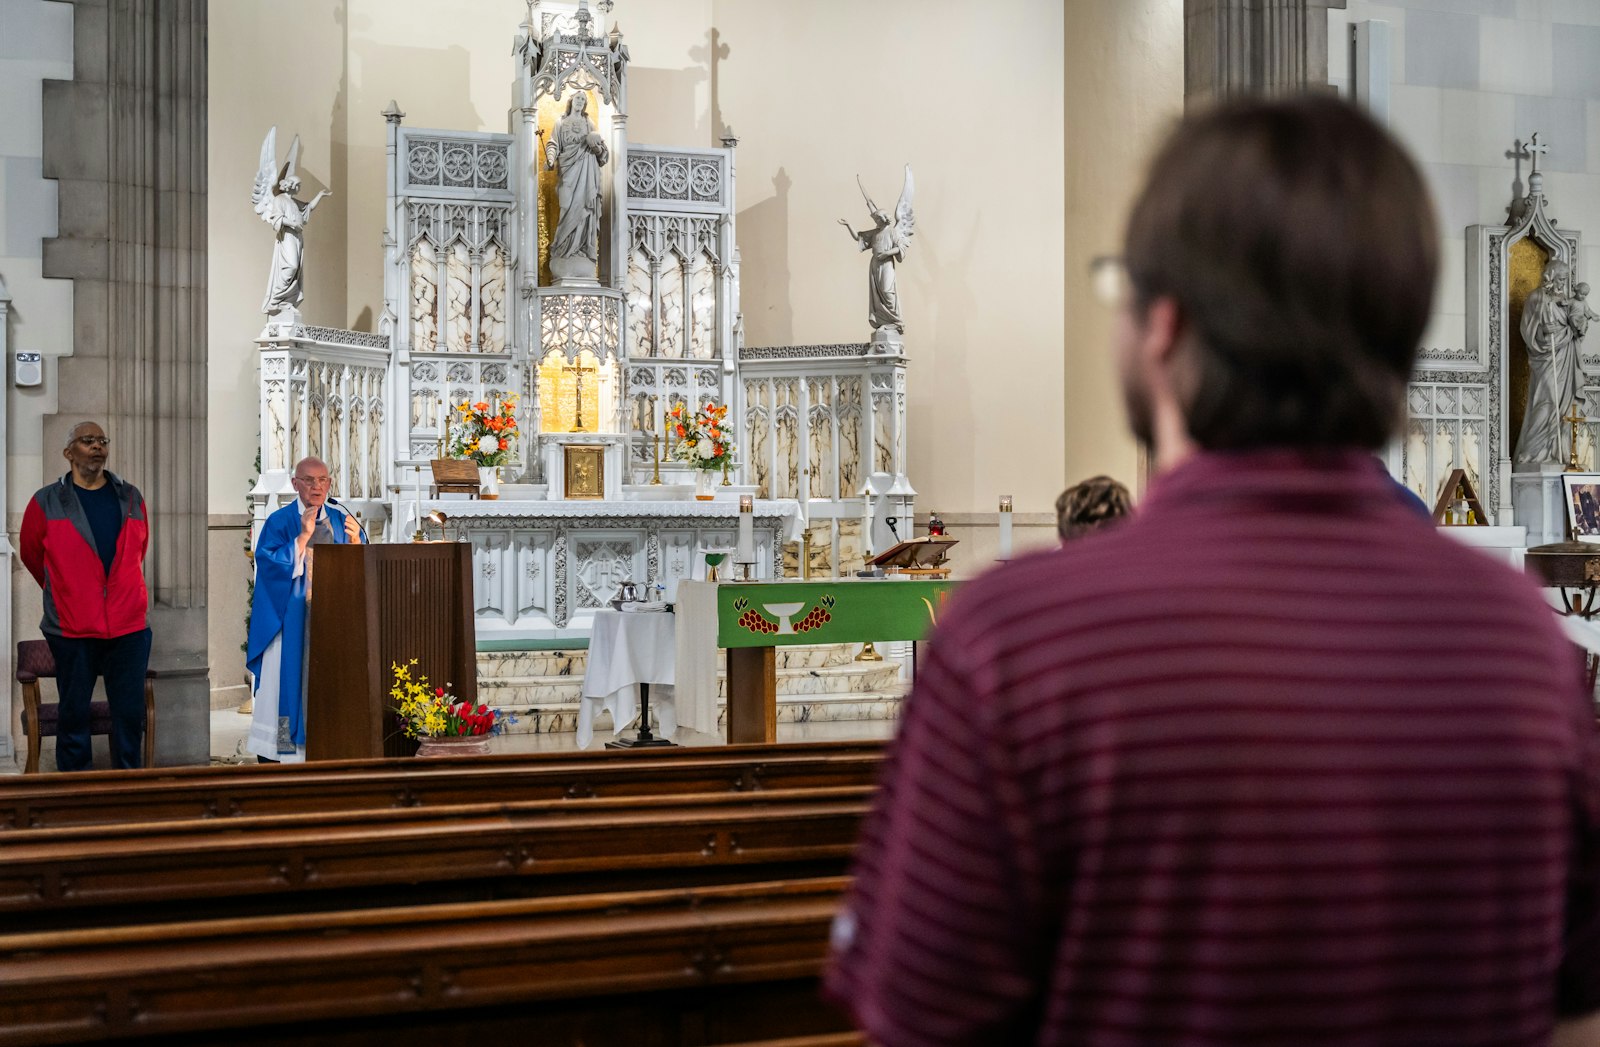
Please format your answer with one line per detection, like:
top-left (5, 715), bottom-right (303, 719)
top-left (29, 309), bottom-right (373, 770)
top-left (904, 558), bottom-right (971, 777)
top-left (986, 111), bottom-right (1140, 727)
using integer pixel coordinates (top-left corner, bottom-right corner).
top-left (1119, 366), bottom-right (1155, 448)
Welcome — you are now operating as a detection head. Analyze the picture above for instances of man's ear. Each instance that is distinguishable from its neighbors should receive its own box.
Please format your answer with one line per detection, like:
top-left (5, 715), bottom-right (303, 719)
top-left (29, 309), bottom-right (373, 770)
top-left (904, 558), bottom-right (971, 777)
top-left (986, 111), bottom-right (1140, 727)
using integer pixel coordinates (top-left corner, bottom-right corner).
top-left (1139, 296), bottom-right (1185, 370)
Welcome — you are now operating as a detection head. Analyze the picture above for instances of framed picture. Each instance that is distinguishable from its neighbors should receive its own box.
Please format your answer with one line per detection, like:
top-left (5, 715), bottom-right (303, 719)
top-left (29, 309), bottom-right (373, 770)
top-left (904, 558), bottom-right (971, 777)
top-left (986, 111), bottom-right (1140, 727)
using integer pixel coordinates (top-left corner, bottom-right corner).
top-left (1562, 473), bottom-right (1600, 542)
top-left (563, 444), bottom-right (605, 500)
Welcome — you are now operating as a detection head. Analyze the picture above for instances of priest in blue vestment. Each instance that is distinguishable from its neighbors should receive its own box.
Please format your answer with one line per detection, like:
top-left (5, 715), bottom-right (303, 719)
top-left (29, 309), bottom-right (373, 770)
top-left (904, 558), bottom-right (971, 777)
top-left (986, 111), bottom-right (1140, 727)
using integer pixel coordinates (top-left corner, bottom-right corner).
top-left (245, 456), bottom-right (365, 762)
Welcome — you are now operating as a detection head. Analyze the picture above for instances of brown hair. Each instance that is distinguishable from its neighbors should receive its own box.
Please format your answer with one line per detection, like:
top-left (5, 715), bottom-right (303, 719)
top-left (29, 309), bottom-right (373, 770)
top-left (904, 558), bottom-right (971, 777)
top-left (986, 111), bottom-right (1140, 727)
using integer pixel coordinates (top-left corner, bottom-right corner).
top-left (1123, 95), bottom-right (1438, 450)
top-left (1057, 476), bottom-right (1133, 541)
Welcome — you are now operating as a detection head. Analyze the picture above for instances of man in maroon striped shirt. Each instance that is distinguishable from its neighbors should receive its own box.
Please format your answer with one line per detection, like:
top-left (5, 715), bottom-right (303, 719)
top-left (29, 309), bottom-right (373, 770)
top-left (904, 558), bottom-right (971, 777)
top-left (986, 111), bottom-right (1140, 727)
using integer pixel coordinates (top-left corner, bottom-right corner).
top-left (827, 96), bottom-right (1600, 1046)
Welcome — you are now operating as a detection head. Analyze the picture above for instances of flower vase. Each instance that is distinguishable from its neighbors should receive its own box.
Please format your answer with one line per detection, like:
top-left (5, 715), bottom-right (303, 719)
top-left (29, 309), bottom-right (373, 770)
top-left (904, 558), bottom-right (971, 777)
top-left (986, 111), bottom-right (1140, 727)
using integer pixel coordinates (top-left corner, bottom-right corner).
top-left (694, 469), bottom-right (716, 501)
top-left (478, 466), bottom-right (500, 500)
top-left (416, 734), bottom-right (492, 758)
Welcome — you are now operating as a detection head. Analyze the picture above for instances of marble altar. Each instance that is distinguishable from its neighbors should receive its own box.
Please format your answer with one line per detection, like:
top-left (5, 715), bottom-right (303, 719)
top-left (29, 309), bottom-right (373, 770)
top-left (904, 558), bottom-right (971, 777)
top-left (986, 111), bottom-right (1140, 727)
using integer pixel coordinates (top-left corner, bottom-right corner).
top-left (252, 2), bottom-right (916, 642)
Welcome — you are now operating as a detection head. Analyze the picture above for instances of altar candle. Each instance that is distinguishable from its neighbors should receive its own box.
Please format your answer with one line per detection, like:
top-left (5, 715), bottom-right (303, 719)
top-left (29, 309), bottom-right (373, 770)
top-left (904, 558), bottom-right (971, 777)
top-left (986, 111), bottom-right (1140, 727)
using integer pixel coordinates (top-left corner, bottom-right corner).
top-left (738, 494), bottom-right (756, 564)
top-left (998, 495), bottom-right (1014, 561)
top-left (436, 400), bottom-right (446, 442)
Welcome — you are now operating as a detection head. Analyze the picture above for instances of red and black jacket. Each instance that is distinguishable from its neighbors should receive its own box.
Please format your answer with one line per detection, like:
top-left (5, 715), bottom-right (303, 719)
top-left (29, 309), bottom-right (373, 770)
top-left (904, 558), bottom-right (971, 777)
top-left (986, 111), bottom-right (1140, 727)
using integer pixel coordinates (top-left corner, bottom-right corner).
top-left (20, 472), bottom-right (149, 638)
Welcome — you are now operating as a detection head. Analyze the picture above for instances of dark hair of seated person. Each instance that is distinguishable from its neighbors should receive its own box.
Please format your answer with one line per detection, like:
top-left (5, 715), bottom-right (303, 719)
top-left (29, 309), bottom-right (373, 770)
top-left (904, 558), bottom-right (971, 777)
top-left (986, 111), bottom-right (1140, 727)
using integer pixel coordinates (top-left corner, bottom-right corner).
top-left (1056, 475), bottom-right (1133, 542)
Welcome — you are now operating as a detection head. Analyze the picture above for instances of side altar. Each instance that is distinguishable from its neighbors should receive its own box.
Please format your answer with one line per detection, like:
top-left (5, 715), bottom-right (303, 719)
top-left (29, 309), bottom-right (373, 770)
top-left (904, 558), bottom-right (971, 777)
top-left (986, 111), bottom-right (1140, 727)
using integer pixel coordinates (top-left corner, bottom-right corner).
top-left (249, 1), bottom-right (918, 642)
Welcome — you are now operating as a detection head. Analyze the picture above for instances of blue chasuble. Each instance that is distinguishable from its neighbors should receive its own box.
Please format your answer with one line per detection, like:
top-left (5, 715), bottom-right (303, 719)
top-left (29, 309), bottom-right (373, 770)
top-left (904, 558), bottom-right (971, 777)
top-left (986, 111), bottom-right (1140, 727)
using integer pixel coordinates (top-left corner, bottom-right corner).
top-left (245, 500), bottom-right (353, 749)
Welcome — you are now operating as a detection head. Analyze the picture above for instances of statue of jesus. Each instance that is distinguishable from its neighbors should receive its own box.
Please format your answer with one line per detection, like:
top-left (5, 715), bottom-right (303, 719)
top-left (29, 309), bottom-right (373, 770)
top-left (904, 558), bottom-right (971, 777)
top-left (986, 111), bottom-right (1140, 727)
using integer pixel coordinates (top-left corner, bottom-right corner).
top-left (545, 93), bottom-right (609, 281)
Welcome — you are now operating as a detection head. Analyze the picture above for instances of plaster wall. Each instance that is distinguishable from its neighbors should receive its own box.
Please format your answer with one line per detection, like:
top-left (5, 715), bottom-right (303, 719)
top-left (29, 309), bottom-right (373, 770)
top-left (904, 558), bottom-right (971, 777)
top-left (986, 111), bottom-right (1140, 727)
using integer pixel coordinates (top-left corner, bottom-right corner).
top-left (0, 0), bottom-right (73, 765)
top-left (1062, 0), bottom-right (1184, 493)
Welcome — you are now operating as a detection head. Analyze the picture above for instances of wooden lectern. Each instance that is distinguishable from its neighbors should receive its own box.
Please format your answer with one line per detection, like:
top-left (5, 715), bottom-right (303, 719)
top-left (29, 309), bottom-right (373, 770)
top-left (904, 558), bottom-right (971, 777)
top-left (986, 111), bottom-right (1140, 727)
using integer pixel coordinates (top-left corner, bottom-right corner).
top-left (305, 543), bottom-right (477, 760)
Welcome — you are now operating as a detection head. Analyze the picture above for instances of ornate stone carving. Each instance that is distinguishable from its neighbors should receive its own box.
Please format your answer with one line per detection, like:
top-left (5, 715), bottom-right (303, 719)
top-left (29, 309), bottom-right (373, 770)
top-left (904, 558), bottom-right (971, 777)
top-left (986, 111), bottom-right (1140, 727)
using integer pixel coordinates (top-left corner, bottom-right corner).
top-left (405, 138), bottom-right (512, 192)
top-left (740, 344), bottom-right (872, 361)
top-left (626, 149), bottom-right (728, 210)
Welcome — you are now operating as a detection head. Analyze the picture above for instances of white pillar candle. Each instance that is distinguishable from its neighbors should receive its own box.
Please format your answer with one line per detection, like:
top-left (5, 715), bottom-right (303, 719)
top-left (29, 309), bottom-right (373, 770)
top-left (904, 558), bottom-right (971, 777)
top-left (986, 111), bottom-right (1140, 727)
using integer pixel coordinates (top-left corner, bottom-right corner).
top-left (998, 495), bottom-right (1014, 561)
top-left (738, 494), bottom-right (756, 565)
top-left (436, 400), bottom-right (447, 448)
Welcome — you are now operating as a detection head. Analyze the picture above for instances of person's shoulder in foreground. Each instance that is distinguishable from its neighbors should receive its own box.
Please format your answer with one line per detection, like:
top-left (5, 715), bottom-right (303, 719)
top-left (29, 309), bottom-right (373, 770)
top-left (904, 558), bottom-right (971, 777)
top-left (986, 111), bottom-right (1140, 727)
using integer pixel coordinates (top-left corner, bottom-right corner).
top-left (827, 92), bottom-right (1600, 1047)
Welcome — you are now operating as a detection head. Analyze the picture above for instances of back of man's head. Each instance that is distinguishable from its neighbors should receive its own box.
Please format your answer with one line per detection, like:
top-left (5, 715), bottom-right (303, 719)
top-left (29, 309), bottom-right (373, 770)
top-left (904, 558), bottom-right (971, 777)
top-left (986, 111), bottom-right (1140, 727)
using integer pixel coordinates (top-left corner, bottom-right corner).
top-left (1124, 95), bottom-right (1438, 450)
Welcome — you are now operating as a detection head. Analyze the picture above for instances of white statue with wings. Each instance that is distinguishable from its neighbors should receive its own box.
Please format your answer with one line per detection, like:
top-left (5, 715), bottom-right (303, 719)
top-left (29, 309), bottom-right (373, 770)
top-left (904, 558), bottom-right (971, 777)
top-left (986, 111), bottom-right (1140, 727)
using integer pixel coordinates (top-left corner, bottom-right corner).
top-left (252, 127), bottom-right (330, 319)
top-left (839, 165), bottom-right (915, 337)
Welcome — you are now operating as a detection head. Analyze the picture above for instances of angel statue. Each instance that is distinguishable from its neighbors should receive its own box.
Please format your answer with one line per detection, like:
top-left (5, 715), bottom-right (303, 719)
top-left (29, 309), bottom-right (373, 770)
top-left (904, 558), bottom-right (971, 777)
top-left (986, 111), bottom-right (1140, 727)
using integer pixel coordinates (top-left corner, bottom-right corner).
top-left (544, 92), bottom-right (610, 282)
top-left (839, 165), bottom-right (915, 339)
top-left (252, 127), bottom-right (330, 319)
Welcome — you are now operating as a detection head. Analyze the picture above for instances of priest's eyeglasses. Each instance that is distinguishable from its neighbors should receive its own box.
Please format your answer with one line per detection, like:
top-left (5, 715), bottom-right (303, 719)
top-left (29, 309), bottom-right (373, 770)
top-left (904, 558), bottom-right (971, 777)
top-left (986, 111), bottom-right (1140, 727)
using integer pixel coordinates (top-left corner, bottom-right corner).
top-left (1089, 255), bottom-right (1130, 308)
top-left (294, 475), bottom-right (332, 487)
top-left (74, 435), bottom-right (110, 448)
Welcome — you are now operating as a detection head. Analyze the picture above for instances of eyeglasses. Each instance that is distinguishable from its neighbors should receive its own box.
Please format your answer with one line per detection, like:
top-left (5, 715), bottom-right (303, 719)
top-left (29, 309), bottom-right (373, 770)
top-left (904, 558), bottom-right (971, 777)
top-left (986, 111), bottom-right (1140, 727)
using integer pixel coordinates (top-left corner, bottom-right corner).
top-left (293, 475), bottom-right (332, 487)
top-left (1088, 255), bottom-right (1131, 308)
top-left (74, 435), bottom-right (110, 449)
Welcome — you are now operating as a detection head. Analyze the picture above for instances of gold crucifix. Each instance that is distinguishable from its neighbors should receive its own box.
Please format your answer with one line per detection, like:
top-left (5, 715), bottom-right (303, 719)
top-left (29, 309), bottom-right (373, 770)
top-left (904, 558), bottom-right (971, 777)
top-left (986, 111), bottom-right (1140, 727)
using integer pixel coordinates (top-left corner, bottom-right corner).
top-left (562, 359), bottom-right (597, 432)
top-left (1565, 400), bottom-right (1586, 472)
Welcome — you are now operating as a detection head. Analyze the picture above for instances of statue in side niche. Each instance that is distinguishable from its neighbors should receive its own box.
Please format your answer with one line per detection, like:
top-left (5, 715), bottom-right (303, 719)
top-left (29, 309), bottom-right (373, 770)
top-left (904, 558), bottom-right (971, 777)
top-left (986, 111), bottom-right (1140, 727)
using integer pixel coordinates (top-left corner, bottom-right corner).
top-left (545, 92), bottom-right (609, 281)
top-left (252, 127), bottom-right (330, 319)
top-left (1516, 259), bottom-right (1587, 465)
top-left (839, 165), bottom-right (916, 340)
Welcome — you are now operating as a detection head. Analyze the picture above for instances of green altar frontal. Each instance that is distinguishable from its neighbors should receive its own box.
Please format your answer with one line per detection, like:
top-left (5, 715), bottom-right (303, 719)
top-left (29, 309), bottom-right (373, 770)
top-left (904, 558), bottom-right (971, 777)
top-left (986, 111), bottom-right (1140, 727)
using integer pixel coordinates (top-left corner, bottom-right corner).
top-left (715, 579), bottom-right (958, 648)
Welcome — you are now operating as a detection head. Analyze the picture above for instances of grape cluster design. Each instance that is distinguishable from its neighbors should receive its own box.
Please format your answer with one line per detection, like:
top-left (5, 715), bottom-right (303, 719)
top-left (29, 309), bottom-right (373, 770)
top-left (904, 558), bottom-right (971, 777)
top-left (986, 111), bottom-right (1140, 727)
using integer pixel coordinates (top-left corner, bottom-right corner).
top-left (792, 605), bottom-right (834, 633)
top-left (737, 608), bottom-right (779, 634)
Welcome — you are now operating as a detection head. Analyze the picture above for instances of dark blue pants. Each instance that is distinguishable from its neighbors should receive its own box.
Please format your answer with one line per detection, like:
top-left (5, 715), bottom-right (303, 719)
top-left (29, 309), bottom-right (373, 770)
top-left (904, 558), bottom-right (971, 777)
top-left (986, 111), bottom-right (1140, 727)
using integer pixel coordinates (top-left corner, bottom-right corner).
top-left (46, 628), bottom-right (152, 771)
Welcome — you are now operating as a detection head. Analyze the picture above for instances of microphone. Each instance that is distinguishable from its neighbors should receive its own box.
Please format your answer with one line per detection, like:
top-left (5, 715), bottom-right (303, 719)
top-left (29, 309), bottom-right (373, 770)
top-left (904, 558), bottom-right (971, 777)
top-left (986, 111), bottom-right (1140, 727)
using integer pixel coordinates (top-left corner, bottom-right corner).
top-left (326, 497), bottom-right (370, 543)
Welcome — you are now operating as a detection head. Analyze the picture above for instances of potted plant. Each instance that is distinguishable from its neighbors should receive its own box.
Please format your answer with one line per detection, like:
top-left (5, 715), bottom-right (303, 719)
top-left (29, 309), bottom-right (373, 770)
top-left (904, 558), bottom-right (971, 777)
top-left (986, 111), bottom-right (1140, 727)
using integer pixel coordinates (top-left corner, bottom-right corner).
top-left (390, 659), bottom-right (506, 756)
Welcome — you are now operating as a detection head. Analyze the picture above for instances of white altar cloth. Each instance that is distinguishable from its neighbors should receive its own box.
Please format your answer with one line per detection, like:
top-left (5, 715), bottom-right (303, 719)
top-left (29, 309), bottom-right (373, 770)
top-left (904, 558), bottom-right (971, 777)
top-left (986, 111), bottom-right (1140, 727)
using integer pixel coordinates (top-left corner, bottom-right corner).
top-left (579, 608), bottom-right (678, 748)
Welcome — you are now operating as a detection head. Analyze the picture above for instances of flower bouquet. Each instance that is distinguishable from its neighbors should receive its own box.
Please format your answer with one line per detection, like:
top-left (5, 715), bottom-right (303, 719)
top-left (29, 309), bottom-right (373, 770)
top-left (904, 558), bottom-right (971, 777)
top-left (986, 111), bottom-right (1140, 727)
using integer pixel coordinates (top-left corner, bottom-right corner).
top-left (450, 396), bottom-right (520, 467)
top-left (391, 659), bottom-right (506, 756)
top-left (669, 402), bottom-right (733, 499)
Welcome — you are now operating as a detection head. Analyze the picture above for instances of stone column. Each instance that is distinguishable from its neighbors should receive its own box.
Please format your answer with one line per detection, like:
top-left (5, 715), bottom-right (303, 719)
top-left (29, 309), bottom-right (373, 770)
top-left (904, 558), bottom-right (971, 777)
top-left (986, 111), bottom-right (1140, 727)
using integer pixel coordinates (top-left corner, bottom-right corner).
top-left (40, 0), bottom-right (209, 765)
top-left (0, 277), bottom-right (12, 761)
top-left (1185, 0), bottom-right (1347, 106)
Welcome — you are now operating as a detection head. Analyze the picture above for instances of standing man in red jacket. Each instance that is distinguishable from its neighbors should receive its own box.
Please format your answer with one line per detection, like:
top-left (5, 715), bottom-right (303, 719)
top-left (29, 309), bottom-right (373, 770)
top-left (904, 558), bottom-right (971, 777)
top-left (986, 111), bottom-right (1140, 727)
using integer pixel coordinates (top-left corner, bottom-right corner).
top-left (20, 421), bottom-right (151, 770)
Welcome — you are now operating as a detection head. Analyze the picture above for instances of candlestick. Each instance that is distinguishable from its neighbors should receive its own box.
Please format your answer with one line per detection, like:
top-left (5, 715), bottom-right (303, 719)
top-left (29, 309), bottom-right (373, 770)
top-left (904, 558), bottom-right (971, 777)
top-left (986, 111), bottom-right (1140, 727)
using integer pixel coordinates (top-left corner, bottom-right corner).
top-left (412, 465), bottom-right (427, 542)
top-left (737, 494), bottom-right (756, 567)
top-left (436, 399), bottom-right (447, 458)
top-left (647, 399), bottom-right (663, 484)
top-left (998, 495), bottom-right (1014, 561)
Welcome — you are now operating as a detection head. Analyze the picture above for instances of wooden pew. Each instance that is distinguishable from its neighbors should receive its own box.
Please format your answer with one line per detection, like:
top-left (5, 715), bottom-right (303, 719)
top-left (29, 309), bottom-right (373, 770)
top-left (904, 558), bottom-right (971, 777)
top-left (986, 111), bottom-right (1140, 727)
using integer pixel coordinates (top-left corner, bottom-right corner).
top-left (0, 878), bottom-right (855, 1046)
top-left (0, 787), bottom-right (871, 932)
top-left (0, 740), bottom-right (886, 831)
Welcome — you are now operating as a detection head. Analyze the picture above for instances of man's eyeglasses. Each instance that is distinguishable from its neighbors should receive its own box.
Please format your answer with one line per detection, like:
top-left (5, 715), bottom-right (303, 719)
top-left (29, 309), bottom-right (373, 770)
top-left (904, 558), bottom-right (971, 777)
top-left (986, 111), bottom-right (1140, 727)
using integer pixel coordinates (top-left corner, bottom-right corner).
top-left (293, 475), bottom-right (332, 487)
top-left (1088, 255), bottom-right (1131, 308)
top-left (74, 435), bottom-right (110, 449)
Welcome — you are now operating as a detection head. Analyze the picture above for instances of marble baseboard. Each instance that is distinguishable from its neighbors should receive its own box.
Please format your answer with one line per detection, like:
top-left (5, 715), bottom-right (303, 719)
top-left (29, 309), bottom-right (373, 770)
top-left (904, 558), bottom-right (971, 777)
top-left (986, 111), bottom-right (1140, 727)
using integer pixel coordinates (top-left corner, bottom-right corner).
top-left (481, 662), bottom-right (904, 708)
top-left (476, 650), bottom-right (586, 679)
top-left (488, 689), bottom-right (907, 735)
top-left (715, 664), bottom-right (902, 699)
top-left (715, 693), bottom-right (906, 727)
top-left (475, 642), bottom-right (867, 681)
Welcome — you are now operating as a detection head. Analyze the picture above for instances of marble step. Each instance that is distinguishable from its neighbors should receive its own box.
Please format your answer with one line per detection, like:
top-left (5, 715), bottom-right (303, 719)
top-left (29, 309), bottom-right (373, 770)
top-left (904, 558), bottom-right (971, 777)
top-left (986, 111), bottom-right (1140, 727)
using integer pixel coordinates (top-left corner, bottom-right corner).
top-left (507, 690), bottom-right (908, 737)
top-left (475, 642), bottom-right (866, 681)
top-left (476, 662), bottom-right (904, 707)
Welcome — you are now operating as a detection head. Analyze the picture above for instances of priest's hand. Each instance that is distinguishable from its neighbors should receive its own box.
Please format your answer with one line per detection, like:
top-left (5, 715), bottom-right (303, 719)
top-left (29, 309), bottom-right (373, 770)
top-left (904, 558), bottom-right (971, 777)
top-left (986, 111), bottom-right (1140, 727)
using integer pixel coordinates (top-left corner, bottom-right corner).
top-left (295, 504), bottom-right (318, 554)
top-left (343, 513), bottom-right (363, 544)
